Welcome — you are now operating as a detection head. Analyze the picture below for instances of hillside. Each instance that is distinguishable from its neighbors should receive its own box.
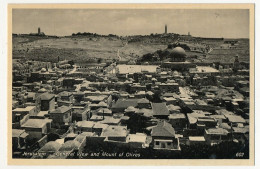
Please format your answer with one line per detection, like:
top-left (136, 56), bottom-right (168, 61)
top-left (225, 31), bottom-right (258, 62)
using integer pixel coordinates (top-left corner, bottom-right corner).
top-left (204, 39), bottom-right (249, 63)
top-left (12, 35), bottom-right (249, 64)
top-left (12, 35), bottom-right (167, 63)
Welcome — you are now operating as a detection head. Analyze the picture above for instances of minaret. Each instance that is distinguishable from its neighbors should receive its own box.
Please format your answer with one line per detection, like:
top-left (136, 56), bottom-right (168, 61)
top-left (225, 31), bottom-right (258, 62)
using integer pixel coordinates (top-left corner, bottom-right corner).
top-left (165, 24), bottom-right (167, 34)
top-left (233, 54), bottom-right (240, 72)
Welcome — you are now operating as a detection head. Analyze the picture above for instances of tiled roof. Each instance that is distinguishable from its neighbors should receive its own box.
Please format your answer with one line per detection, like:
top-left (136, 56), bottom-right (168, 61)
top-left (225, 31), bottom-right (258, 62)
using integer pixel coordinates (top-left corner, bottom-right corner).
top-left (151, 121), bottom-right (175, 137)
top-left (112, 99), bottom-right (139, 109)
top-left (152, 103), bottom-right (169, 116)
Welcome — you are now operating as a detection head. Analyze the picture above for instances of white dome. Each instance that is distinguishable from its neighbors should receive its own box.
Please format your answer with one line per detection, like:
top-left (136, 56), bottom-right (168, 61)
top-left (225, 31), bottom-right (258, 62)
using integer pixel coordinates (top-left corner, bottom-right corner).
top-left (41, 68), bottom-right (47, 72)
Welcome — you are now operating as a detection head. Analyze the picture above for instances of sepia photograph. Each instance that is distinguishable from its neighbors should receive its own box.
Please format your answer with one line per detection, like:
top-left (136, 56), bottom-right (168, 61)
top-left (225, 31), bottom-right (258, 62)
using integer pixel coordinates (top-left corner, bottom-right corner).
top-left (7, 3), bottom-right (254, 166)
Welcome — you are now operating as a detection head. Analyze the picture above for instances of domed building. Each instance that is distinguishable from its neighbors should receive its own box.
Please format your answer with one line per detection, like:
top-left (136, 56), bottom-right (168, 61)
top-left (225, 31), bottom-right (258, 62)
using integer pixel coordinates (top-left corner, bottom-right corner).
top-left (161, 47), bottom-right (196, 71)
top-left (40, 68), bottom-right (47, 73)
top-left (169, 47), bottom-right (187, 62)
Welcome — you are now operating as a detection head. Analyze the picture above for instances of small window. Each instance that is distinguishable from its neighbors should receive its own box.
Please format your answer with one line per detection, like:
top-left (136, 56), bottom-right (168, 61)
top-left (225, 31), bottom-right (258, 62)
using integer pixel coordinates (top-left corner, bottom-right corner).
top-left (155, 141), bottom-right (159, 145)
top-left (167, 142), bottom-right (171, 146)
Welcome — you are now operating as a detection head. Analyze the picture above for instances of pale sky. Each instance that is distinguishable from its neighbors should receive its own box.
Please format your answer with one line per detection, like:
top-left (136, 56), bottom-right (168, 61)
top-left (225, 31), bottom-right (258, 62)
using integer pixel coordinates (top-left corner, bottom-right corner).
top-left (12, 9), bottom-right (249, 38)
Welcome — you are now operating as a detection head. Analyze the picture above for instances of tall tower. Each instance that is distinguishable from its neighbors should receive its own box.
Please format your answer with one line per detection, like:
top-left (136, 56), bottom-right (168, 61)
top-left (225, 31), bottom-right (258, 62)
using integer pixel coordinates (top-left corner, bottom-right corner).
top-left (38, 27), bottom-right (41, 35)
top-left (165, 24), bottom-right (167, 34)
top-left (233, 54), bottom-right (240, 72)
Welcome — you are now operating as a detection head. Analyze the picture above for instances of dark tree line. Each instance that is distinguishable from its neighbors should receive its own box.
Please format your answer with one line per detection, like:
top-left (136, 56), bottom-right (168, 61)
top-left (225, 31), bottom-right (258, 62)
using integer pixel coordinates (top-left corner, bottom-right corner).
top-left (81, 140), bottom-right (249, 159)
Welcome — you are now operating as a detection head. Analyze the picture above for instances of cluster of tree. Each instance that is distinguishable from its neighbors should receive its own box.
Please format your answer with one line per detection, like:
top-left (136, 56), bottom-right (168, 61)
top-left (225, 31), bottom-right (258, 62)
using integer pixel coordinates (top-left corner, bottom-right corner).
top-left (68, 60), bottom-right (74, 66)
top-left (29, 32), bottom-right (46, 37)
top-left (139, 49), bottom-right (171, 62)
top-left (150, 90), bottom-right (163, 103)
top-left (167, 43), bottom-right (190, 50)
top-left (72, 32), bottom-right (98, 36)
top-left (139, 42), bottom-right (193, 63)
top-left (126, 113), bottom-right (151, 135)
top-left (128, 33), bottom-right (179, 44)
top-left (72, 32), bottom-right (119, 38)
top-left (81, 140), bottom-right (249, 159)
top-left (180, 141), bottom-right (249, 159)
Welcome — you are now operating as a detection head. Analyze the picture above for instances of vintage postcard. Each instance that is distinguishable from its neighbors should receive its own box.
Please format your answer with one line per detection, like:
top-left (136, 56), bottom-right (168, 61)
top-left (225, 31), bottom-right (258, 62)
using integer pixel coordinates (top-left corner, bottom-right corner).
top-left (8, 4), bottom-right (254, 166)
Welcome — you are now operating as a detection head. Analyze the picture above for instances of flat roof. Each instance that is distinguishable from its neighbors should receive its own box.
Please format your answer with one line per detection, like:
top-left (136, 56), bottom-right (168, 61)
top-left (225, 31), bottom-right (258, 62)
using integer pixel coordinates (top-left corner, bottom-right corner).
top-left (13, 106), bottom-right (35, 112)
top-left (12, 129), bottom-right (27, 138)
top-left (190, 66), bottom-right (219, 73)
top-left (206, 128), bottom-right (229, 135)
top-left (101, 125), bottom-right (127, 137)
top-left (37, 111), bottom-right (49, 116)
top-left (50, 106), bottom-right (71, 114)
top-left (21, 119), bottom-right (52, 128)
top-left (169, 113), bottom-right (186, 119)
top-left (76, 121), bottom-right (95, 128)
top-left (189, 136), bottom-right (206, 141)
top-left (93, 122), bottom-right (108, 129)
top-left (127, 133), bottom-right (147, 143)
top-left (101, 117), bottom-right (121, 124)
top-left (225, 115), bottom-right (246, 123)
top-left (117, 65), bottom-right (158, 74)
top-left (154, 139), bottom-right (173, 142)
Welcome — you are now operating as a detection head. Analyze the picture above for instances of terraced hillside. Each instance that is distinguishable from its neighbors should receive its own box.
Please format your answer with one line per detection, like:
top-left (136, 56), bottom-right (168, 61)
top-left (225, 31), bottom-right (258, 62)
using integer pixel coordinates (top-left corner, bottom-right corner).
top-left (204, 39), bottom-right (250, 63)
top-left (12, 35), bottom-right (249, 64)
top-left (12, 36), bottom-right (167, 63)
